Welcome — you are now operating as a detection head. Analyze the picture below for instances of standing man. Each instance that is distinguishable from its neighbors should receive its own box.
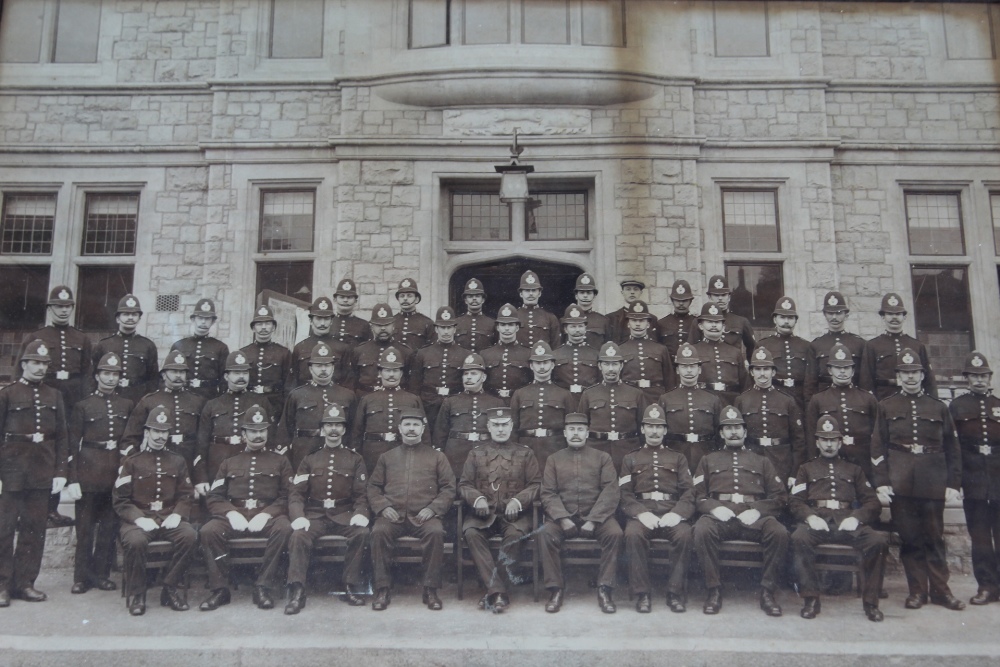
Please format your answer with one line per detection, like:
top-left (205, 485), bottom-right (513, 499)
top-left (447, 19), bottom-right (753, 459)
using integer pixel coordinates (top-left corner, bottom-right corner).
top-left (289, 297), bottom-right (351, 390)
top-left (757, 296), bottom-right (813, 411)
top-left (619, 301), bottom-right (675, 403)
top-left (91, 293), bottom-right (158, 404)
top-left (331, 278), bottom-right (373, 347)
top-left (482, 304), bottom-right (532, 405)
top-left (693, 303), bottom-right (748, 406)
top-left (515, 270), bottom-right (560, 349)
top-left (393, 278), bottom-right (435, 351)
top-left (458, 406), bottom-right (540, 612)
top-left (620, 404), bottom-right (695, 614)
top-left (348, 303), bottom-right (413, 397)
top-left (871, 348), bottom-right (964, 611)
top-left (657, 279), bottom-right (696, 362)
top-left (553, 305), bottom-right (601, 398)
top-left (570, 272), bottom-right (610, 348)
top-left (169, 298), bottom-right (229, 401)
top-left (539, 413), bottom-right (622, 614)
top-left (689, 275), bottom-right (756, 358)
top-left (805, 291), bottom-right (865, 399)
top-left (609, 279), bottom-right (660, 345)
top-left (510, 341), bottom-right (579, 472)
top-left (368, 408), bottom-right (455, 611)
top-left (433, 353), bottom-right (504, 479)
top-left (658, 343), bottom-right (724, 473)
top-left (408, 306), bottom-right (471, 427)
top-left (861, 292), bottom-right (937, 401)
top-left (455, 278), bottom-right (496, 353)
top-left (0, 339), bottom-right (69, 606)
top-left (240, 304), bottom-right (291, 421)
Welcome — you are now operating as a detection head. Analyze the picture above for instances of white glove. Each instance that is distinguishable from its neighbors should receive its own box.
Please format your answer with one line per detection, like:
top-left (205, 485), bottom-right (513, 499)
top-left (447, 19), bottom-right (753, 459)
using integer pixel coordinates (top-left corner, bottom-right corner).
top-left (161, 513), bottom-right (182, 530)
top-left (135, 517), bottom-right (158, 532)
top-left (945, 487), bottom-right (963, 503)
top-left (194, 483), bottom-right (210, 498)
top-left (658, 512), bottom-right (682, 528)
top-left (637, 511), bottom-right (659, 530)
top-left (227, 510), bottom-right (250, 532)
top-left (247, 513), bottom-right (270, 532)
top-left (876, 486), bottom-right (894, 505)
top-left (65, 483), bottom-right (83, 502)
top-left (51, 477), bottom-right (67, 495)
top-left (806, 515), bottom-right (830, 531)
top-left (838, 517), bottom-right (860, 532)
top-left (291, 517), bottom-right (311, 531)
top-left (737, 508), bottom-right (761, 526)
top-left (711, 506), bottom-right (736, 522)
top-left (349, 514), bottom-right (370, 527)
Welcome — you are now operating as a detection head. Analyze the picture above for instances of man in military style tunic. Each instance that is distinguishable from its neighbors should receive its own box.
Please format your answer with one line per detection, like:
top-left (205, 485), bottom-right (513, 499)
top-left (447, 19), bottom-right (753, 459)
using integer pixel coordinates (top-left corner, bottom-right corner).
top-left (510, 341), bottom-right (579, 472)
top-left (285, 403), bottom-right (371, 615)
top-left (619, 300), bottom-right (675, 403)
top-left (482, 304), bottom-right (531, 405)
top-left (790, 415), bottom-right (887, 622)
top-left (458, 406), bottom-right (540, 612)
top-left (692, 406), bottom-right (789, 616)
top-left (348, 303), bottom-right (413, 397)
top-left (114, 405), bottom-right (197, 616)
top-left (620, 404), bottom-right (695, 614)
top-left (539, 412), bottom-right (622, 614)
top-left (289, 297), bottom-right (352, 390)
top-left (658, 342), bottom-right (724, 473)
top-left (860, 292), bottom-right (938, 401)
top-left (408, 306), bottom-right (471, 428)
top-left (657, 279), bottom-right (696, 361)
top-left (331, 277), bottom-right (373, 347)
top-left (578, 341), bottom-right (648, 471)
top-left (368, 408), bottom-right (455, 611)
top-left (570, 272), bottom-right (610, 348)
top-left (198, 404), bottom-right (293, 612)
top-left (609, 279), bottom-right (660, 345)
top-left (240, 304), bottom-right (291, 421)
top-left (455, 278), bottom-right (496, 353)
top-left (757, 296), bottom-right (813, 411)
top-left (515, 270), bottom-right (561, 349)
top-left (688, 274), bottom-right (756, 358)
top-left (0, 339), bottom-right (69, 606)
top-left (433, 353), bottom-right (504, 478)
top-left (806, 291), bottom-right (865, 399)
top-left (169, 298), bottom-right (229, 401)
top-left (950, 352), bottom-right (1000, 605)
top-left (735, 346), bottom-right (806, 490)
top-left (694, 303), bottom-right (749, 406)
top-left (871, 348), bottom-right (963, 610)
top-left (393, 278), bottom-right (435, 351)
top-left (91, 293), bottom-right (159, 404)
top-left (68, 351), bottom-right (133, 595)
top-left (553, 304), bottom-right (600, 398)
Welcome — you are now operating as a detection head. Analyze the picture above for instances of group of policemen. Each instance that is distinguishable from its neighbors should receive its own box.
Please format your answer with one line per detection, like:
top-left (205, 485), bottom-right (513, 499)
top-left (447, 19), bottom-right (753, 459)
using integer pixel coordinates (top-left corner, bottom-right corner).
top-left (0, 270), bottom-right (997, 623)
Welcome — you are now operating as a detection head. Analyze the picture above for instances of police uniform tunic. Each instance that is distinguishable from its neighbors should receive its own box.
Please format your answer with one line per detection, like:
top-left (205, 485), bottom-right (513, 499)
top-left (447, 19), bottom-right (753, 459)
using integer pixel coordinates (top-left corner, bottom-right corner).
top-left (433, 390), bottom-right (505, 477)
top-left (807, 331), bottom-right (865, 398)
top-left (758, 333), bottom-right (813, 410)
top-left (277, 382), bottom-right (357, 471)
top-left (515, 305), bottom-right (561, 349)
top-left (619, 337), bottom-right (676, 402)
top-left (347, 340), bottom-right (413, 396)
top-left (805, 385), bottom-right (879, 480)
top-left (735, 386), bottom-right (807, 484)
top-left (482, 342), bottom-right (531, 405)
top-left (289, 335), bottom-right (351, 390)
top-left (122, 388), bottom-right (206, 467)
top-left (392, 311), bottom-right (434, 351)
top-left (620, 445), bottom-right (695, 595)
top-left (553, 342), bottom-right (600, 397)
top-left (92, 332), bottom-right (159, 403)
top-left (693, 340), bottom-right (749, 405)
top-left (408, 341), bottom-right (471, 427)
top-left (22, 325), bottom-right (92, 408)
top-left (657, 312), bottom-right (694, 361)
top-left (658, 386), bottom-right (725, 472)
top-left (201, 450), bottom-right (293, 591)
top-left (688, 312), bottom-right (757, 358)
top-left (609, 307), bottom-right (661, 345)
top-left (287, 445), bottom-right (370, 587)
top-left (350, 386), bottom-right (425, 474)
top-left (455, 313), bottom-right (496, 353)
top-left (240, 340), bottom-right (291, 420)
top-left (580, 309), bottom-right (611, 349)
top-left (330, 314), bottom-right (372, 347)
top-left (196, 390), bottom-right (263, 485)
top-left (578, 381), bottom-right (648, 471)
top-left (510, 381), bottom-right (579, 471)
top-left (169, 335), bottom-right (229, 400)
top-left (860, 334), bottom-right (938, 401)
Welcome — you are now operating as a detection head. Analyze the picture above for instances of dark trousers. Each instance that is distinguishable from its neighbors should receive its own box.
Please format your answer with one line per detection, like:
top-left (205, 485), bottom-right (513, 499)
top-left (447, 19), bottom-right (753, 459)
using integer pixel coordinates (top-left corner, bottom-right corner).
top-left (463, 519), bottom-right (530, 595)
top-left (964, 498), bottom-right (1000, 593)
top-left (120, 521), bottom-right (197, 596)
top-left (74, 491), bottom-right (118, 584)
top-left (371, 516), bottom-right (444, 590)
top-left (892, 496), bottom-right (952, 598)
top-left (693, 515), bottom-right (789, 591)
top-left (287, 518), bottom-right (369, 587)
top-left (199, 515), bottom-right (293, 590)
top-left (624, 519), bottom-right (692, 596)
top-left (539, 517), bottom-right (623, 590)
top-left (0, 488), bottom-right (49, 593)
top-left (791, 524), bottom-right (887, 606)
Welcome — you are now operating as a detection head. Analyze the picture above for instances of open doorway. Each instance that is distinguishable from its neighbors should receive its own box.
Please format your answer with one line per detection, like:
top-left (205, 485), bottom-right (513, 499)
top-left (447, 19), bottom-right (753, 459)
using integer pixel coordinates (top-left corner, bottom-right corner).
top-left (449, 258), bottom-right (584, 317)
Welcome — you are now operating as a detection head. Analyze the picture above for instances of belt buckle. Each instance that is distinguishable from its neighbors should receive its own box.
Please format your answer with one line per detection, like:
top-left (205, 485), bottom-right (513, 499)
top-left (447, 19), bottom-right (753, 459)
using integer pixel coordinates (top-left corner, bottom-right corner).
top-left (323, 499), bottom-right (337, 509)
top-left (980, 444), bottom-right (993, 456)
top-left (119, 378), bottom-right (130, 387)
top-left (711, 382), bottom-right (726, 391)
top-left (731, 493), bottom-right (745, 504)
top-left (498, 389), bottom-right (510, 398)
top-left (822, 500), bottom-right (837, 509)
top-left (759, 437), bottom-right (772, 447)
top-left (783, 378), bottom-right (795, 387)
top-left (607, 431), bottom-right (619, 441)
top-left (534, 428), bottom-right (548, 437)
top-left (253, 386), bottom-right (266, 394)
top-left (149, 501), bottom-right (163, 512)
top-left (190, 379), bottom-right (201, 388)
top-left (651, 491), bottom-right (664, 501)
top-left (468, 433), bottom-right (480, 442)
top-left (842, 435), bottom-right (855, 445)
top-left (32, 433), bottom-right (44, 443)
top-left (638, 380), bottom-right (651, 388)
top-left (686, 433), bottom-right (699, 443)
top-left (171, 434), bottom-right (183, 444)
top-left (106, 440), bottom-right (117, 450)
top-left (437, 387), bottom-right (450, 396)
top-left (911, 444), bottom-right (924, 454)
top-left (385, 432), bottom-right (396, 442)
top-left (570, 384), bottom-right (582, 393)
top-left (245, 499), bottom-right (258, 510)
top-left (229, 436), bottom-right (242, 445)
top-left (56, 370), bottom-right (69, 380)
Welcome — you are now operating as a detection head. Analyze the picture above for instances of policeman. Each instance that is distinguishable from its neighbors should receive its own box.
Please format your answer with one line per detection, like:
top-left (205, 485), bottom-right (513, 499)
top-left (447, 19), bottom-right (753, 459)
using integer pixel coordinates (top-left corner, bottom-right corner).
top-left (392, 278), bottom-right (435, 351)
top-left (368, 408), bottom-right (455, 611)
top-left (286, 403), bottom-right (371, 615)
top-left (860, 293), bottom-right (938, 401)
top-left (240, 304), bottom-right (291, 421)
top-left (949, 352), bottom-right (1000, 605)
top-left (790, 415), bottom-right (887, 622)
top-left (757, 296), bottom-right (813, 411)
top-left (553, 305), bottom-right (600, 397)
top-left (169, 298), bottom-right (229, 400)
top-left (692, 406), bottom-right (789, 616)
top-left (351, 347), bottom-right (425, 474)
top-left (658, 343), bottom-right (725, 473)
top-left (620, 404), bottom-right (695, 614)
top-left (482, 304), bottom-right (532, 405)
top-left (688, 274), bottom-right (756, 358)
top-left (331, 278), bottom-right (373, 347)
top-left (619, 301), bottom-right (675, 402)
top-left (433, 353), bottom-right (504, 478)
top-left (806, 291), bottom-right (865, 398)
top-left (693, 303), bottom-right (748, 405)
top-left (871, 348), bottom-right (963, 611)
top-left (91, 293), bottom-right (158, 404)
top-left (68, 352), bottom-right (133, 595)
top-left (609, 279), bottom-right (660, 345)
top-left (510, 341), bottom-right (579, 472)
top-left (578, 341), bottom-right (648, 471)
top-left (515, 270), bottom-right (560, 349)
top-left (458, 406), bottom-right (541, 613)
top-left (277, 342), bottom-right (357, 471)
top-left (735, 347), bottom-right (806, 490)
top-left (198, 404), bottom-right (294, 612)
top-left (804, 342), bottom-right (879, 479)
top-left (347, 303), bottom-right (413, 397)
top-left (539, 413), bottom-right (622, 614)
top-left (454, 278), bottom-right (496, 353)
top-left (657, 279), bottom-right (696, 361)
top-left (289, 297), bottom-right (351, 390)
top-left (408, 306), bottom-right (471, 427)
top-left (113, 405), bottom-right (197, 616)
top-left (570, 272), bottom-right (611, 348)
top-left (0, 339), bottom-right (69, 606)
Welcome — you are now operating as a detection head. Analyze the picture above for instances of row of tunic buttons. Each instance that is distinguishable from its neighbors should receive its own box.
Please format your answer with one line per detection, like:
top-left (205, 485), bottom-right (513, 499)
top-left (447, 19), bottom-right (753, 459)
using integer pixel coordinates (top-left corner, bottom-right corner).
top-left (827, 461), bottom-right (838, 499)
top-left (731, 451), bottom-right (740, 491)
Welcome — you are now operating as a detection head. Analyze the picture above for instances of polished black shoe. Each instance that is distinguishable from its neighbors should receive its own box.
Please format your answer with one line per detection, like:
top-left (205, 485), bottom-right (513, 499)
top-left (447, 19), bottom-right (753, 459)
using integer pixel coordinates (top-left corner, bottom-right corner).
top-left (253, 586), bottom-right (274, 610)
top-left (284, 583), bottom-right (306, 615)
top-left (800, 596), bottom-right (821, 619)
top-left (47, 511), bottom-right (74, 528)
top-left (0, 589), bottom-right (10, 608)
top-left (163, 586), bottom-right (189, 611)
top-left (71, 581), bottom-right (90, 595)
top-left (160, 586), bottom-right (171, 607)
top-left (493, 592), bottom-right (510, 613)
top-left (970, 589), bottom-right (1000, 606)
top-left (127, 593), bottom-right (146, 616)
top-left (545, 588), bottom-right (564, 613)
top-left (635, 593), bottom-right (652, 614)
top-left (666, 593), bottom-right (686, 613)
top-left (759, 589), bottom-right (782, 617)
top-left (904, 593), bottom-right (927, 609)
top-left (864, 602), bottom-right (884, 622)
top-left (703, 587), bottom-right (722, 615)
top-left (199, 587), bottom-right (231, 611)
top-left (423, 587), bottom-right (443, 610)
top-left (339, 585), bottom-right (366, 607)
top-left (94, 578), bottom-right (117, 592)
top-left (598, 586), bottom-right (616, 614)
top-left (15, 587), bottom-right (47, 602)
top-left (929, 593), bottom-right (966, 611)
top-left (371, 587), bottom-right (391, 611)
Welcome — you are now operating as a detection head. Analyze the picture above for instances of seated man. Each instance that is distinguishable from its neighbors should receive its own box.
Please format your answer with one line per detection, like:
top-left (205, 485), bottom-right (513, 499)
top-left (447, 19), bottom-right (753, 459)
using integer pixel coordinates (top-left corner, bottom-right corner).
top-left (285, 403), bottom-right (371, 615)
top-left (113, 406), bottom-right (197, 616)
top-left (539, 413), bottom-right (622, 614)
top-left (198, 404), bottom-right (294, 612)
top-left (790, 416), bottom-right (887, 622)
top-left (368, 408), bottom-right (455, 611)
top-left (458, 407), bottom-right (541, 613)
top-left (692, 406), bottom-right (789, 616)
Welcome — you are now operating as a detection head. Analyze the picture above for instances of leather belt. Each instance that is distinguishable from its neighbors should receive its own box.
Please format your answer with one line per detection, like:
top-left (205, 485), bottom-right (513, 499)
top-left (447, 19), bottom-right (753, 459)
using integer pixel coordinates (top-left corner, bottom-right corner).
top-left (213, 436), bottom-right (243, 445)
top-left (713, 493), bottom-right (759, 503)
top-left (970, 443), bottom-right (1000, 456)
top-left (840, 435), bottom-right (871, 447)
top-left (518, 428), bottom-right (556, 438)
top-left (810, 499), bottom-right (851, 510)
top-left (777, 378), bottom-right (798, 388)
top-left (590, 431), bottom-right (639, 441)
top-left (307, 498), bottom-right (351, 509)
top-left (296, 429), bottom-right (321, 437)
top-left (665, 433), bottom-right (715, 443)
top-left (747, 436), bottom-right (788, 448)
top-left (188, 378), bottom-right (220, 389)
top-left (699, 382), bottom-right (739, 392)
top-left (640, 491), bottom-right (674, 501)
top-left (4, 432), bottom-right (50, 443)
top-left (889, 442), bottom-right (943, 455)
top-left (449, 431), bottom-right (488, 442)
top-left (251, 385), bottom-right (277, 394)
top-left (235, 498), bottom-right (271, 510)
top-left (81, 439), bottom-right (119, 450)
top-left (50, 371), bottom-right (81, 380)
top-left (364, 432), bottom-right (398, 442)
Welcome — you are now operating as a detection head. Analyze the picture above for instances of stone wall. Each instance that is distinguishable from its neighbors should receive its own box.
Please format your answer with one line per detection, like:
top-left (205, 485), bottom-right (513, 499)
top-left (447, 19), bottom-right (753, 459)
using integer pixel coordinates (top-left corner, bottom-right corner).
top-left (694, 87), bottom-right (827, 139)
top-left (827, 90), bottom-right (1000, 143)
top-left (820, 2), bottom-right (931, 81)
top-left (212, 89), bottom-right (342, 141)
top-left (115, 0), bottom-right (220, 83)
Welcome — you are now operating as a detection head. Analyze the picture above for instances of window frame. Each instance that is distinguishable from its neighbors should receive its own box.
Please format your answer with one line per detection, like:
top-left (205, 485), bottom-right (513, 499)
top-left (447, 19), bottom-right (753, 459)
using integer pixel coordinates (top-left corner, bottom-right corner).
top-left (903, 189), bottom-right (967, 257)
top-left (723, 259), bottom-right (786, 330)
top-left (267, 0), bottom-right (326, 60)
top-left (80, 191), bottom-right (140, 257)
top-left (0, 191), bottom-right (58, 256)
top-left (720, 187), bottom-right (781, 253)
top-left (258, 188), bottom-right (317, 254)
top-left (0, 0), bottom-right (101, 65)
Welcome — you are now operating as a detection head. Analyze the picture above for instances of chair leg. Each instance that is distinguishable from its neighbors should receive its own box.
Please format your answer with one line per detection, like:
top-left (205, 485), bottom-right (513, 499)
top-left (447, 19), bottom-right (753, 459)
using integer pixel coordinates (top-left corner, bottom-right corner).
top-left (457, 532), bottom-right (464, 601)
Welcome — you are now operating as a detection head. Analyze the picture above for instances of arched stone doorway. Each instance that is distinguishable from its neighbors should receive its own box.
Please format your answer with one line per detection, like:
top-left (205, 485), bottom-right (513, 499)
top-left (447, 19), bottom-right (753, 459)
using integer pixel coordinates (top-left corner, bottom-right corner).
top-left (449, 258), bottom-right (584, 318)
